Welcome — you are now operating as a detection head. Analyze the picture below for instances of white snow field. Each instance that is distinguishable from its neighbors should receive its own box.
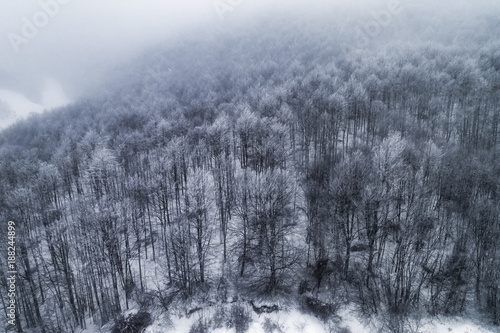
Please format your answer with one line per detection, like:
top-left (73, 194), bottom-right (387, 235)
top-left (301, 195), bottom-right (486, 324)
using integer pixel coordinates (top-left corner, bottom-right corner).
top-left (77, 304), bottom-right (498, 333)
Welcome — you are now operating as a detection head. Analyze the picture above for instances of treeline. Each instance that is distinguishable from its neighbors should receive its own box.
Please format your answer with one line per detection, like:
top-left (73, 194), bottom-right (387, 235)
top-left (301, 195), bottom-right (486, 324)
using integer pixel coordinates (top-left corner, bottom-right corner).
top-left (1, 14), bottom-right (500, 333)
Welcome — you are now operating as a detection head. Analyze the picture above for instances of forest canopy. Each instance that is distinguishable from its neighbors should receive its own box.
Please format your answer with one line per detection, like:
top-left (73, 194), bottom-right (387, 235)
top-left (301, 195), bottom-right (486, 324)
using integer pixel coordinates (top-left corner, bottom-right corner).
top-left (1, 3), bottom-right (500, 332)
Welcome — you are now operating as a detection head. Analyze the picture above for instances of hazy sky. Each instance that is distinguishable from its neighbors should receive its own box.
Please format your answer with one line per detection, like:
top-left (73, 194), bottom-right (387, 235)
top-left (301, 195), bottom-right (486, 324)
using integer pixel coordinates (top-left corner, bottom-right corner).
top-left (0, 0), bottom-right (248, 128)
top-left (0, 0), bottom-right (319, 93)
top-left (0, 0), bottom-right (498, 129)
top-left (0, 0), bottom-right (334, 128)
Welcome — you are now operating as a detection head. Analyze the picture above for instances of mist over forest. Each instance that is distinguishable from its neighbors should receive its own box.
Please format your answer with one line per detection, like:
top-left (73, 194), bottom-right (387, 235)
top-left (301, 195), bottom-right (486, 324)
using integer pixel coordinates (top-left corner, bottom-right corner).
top-left (1, 1), bottom-right (500, 332)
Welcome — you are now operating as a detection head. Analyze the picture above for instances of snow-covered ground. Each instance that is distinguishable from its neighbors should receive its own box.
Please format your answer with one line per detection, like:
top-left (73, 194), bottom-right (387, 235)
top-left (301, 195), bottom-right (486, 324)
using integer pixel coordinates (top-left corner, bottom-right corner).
top-left (426, 317), bottom-right (498, 333)
top-left (78, 304), bottom-right (498, 333)
top-left (144, 307), bottom-right (331, 333)
top-left (0, 78), bottom-right (70, 129)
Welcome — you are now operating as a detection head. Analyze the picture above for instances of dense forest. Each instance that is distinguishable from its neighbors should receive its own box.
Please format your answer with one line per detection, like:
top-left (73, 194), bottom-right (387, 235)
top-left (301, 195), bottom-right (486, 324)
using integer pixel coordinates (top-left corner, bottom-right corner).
top-left (1, 3), bottom-right (500, 332)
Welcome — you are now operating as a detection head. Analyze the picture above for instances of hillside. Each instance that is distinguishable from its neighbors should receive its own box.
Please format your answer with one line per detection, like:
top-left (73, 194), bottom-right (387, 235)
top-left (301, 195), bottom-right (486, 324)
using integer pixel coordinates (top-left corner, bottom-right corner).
top-left (1, 6), bottom-right (500, 333)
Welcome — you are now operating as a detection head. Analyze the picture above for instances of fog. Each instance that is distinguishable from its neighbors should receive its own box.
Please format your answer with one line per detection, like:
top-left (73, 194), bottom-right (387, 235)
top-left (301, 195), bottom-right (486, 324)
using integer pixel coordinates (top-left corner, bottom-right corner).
top-left (0, 0), bottom-right (498, 129)
top-left (0, 0), bottom-right (217, 128)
